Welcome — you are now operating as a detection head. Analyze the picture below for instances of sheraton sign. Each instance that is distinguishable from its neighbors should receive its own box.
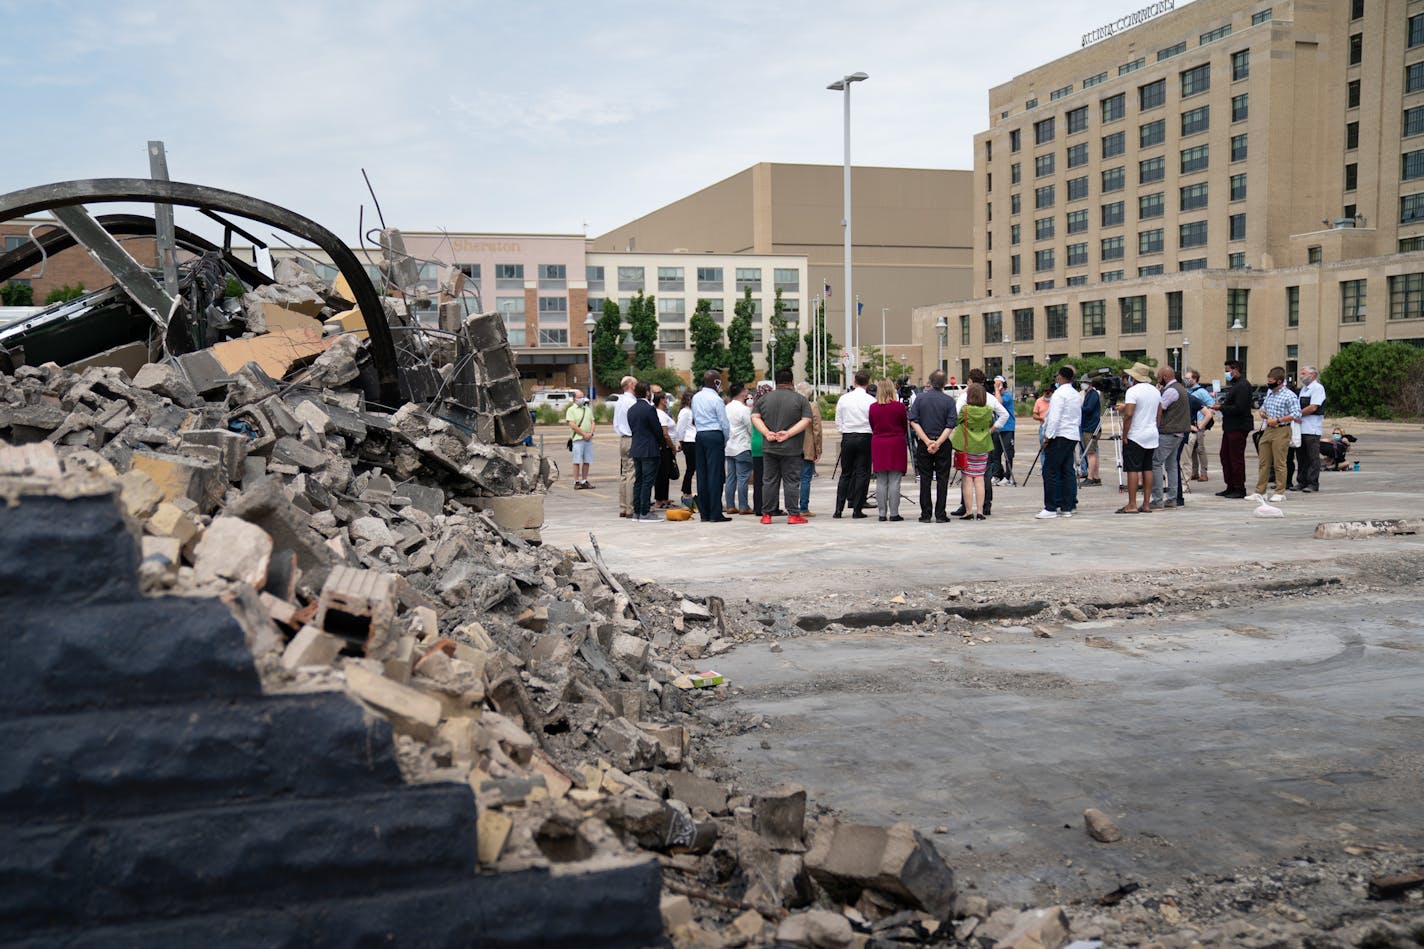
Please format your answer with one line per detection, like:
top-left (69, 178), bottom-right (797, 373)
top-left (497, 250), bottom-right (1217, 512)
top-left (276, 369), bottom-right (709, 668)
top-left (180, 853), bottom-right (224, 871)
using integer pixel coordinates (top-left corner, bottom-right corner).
top-left (1082, 0), bottom-right (1175, 47)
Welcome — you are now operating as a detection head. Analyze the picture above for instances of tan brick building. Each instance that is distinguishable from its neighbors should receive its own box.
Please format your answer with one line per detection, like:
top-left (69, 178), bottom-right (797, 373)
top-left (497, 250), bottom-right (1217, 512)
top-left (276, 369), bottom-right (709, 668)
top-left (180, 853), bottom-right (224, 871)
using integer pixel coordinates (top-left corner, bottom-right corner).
top-left (914, 0), bottom-right (1424, 387)
top-left (1, 218), bottom-right (156, 304)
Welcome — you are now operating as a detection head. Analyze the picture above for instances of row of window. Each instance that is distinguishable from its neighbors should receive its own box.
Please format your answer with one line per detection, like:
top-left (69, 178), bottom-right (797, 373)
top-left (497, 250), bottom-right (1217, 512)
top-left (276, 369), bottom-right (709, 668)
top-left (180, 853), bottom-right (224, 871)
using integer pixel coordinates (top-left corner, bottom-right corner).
top-left (1008, 179), bottom-right (1248, 246)
top-left (589, 266), bottom-right (801, 293)
top-left (1013, 218), bottom-right (1244, 271)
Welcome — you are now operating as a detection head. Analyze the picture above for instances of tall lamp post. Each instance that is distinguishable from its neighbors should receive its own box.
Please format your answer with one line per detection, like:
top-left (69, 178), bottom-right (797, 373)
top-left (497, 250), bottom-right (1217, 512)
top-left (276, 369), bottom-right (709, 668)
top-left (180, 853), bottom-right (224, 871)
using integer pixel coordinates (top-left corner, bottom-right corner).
top-left (881, 305), bottom-right (888, 380)
top-left (1010, 344), bottom-right (1018, 396)
top-left (827, 71), bottom-right (868, 378)
top-left (935, 316), bottom-right (948, 377)
top-left (1182, 336), bottom-right (1190, 374)
top-left (769, 334), bottom-right (778, 380)
top-left (584, 312), bottom-right (597, 399)
top-left (1230, 318), bottom-right (1244, 362)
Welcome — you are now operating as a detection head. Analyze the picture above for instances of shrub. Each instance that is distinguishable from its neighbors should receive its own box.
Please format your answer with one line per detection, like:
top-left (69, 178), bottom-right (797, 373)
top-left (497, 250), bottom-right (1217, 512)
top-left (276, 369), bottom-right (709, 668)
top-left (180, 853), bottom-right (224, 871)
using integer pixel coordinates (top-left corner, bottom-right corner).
top-left (1319, 340), bottom-right (1424, 418)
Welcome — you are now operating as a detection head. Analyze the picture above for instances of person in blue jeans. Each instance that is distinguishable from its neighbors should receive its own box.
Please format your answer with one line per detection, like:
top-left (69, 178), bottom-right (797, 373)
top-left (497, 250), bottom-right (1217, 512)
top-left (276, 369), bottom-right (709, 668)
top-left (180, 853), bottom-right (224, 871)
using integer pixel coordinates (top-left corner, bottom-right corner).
top-left (723, 381), bottom-right (754, 514)
top-left (795, 382), bottom-right (822, 514)
top-left (1078, 382), bottom-right (1102, 484)
top-left (991, 376), bottom-right (1018, 485)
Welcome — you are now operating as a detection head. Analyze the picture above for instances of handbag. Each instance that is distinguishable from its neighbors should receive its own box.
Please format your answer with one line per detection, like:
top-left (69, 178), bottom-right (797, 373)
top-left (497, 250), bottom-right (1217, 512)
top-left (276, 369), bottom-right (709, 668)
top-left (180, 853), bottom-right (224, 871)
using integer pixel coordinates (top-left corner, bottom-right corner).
top-left (952, 423), bottom-right (969, 471)
top-left (1289, 420), bottom-right (1301, 448)
top-left (566, 436), bottom-right (574, 452)
top-left (668, 456), bottom-right (680, 479)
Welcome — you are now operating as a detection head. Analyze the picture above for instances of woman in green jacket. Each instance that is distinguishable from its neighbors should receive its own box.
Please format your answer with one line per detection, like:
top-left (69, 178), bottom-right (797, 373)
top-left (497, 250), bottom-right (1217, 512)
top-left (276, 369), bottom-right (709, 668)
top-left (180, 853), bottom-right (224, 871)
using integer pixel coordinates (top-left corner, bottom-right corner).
top-left (955, 383), bottom-right (995, 520)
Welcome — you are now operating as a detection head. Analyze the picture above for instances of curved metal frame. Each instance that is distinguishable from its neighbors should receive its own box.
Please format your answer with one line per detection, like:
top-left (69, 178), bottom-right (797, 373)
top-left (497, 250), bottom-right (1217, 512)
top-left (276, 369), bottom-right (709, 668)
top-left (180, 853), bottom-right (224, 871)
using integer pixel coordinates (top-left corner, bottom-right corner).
top-left (0, 179), bottom-right (398, 404)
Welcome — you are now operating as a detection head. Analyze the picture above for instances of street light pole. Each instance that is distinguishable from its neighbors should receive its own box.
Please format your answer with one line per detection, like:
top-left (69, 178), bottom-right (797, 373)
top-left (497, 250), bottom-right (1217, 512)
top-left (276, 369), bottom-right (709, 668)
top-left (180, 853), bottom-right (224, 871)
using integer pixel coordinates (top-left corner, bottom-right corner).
top-left (1231, 318), bottom-right (1244, 362)
top-left (584, 312), bottom-right (597, 400)
top-left (827, 71), bottom-right (868, 380)
top-left (769, 335), bottom-right (777, 380)
top-left (935, 316), bottom-right (947, 377)
top-left (881, 305), bottom-right (888, 380)
top-left (1182, 336), bottom-right (1190, 373)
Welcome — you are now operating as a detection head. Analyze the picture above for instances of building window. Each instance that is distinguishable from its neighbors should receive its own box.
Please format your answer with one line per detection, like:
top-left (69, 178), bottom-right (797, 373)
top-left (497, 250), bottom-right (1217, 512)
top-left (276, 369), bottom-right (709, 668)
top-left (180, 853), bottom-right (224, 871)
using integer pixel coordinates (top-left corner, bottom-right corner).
top-left (1067, 105), bottom-right (1089, 134)
top-left (773, 268), bottom-right (799, 292)
top-left (1348, 80), bottom-right (1361, 110)
top-left (1139, 228), bottom-right (1164, 254)
top-left (657, 266), bottom-right (684, 291)
top-left (983, 311), bottom-right (1003, 340)
top-left (1101, 94), bottom-right (1126, 123)
top-left (1181, 105), bottom-right (1210, 137)
top-left (1351, 0), bottom-right (1364, 19)
top-left (1101, 166), bottom-right (1125, 193)
top-left (735, 268), bottom-right (762, 291)
top-left (1228, 288), bottom-right (1251, 327)
top-left (1082, 300), bottom-right (1106, 336)
top-left (697, 267), bottom-right (723, 291)
top-left (657, 298), bottom-right (686, 322)
top-left (1180, 182), bottom-right (1209, 211)
top-left (1180, 221), bottom-right (1209, 247)
top-left (1201, 24), bottom-right (1232, 45)
top-left (1067, 176), bottom-right (1089, 201)
top-left (539, 295), bottom-right (569, 318)
top-left (1025, 98), bottom-right (1038, 110)
top-left (1011, 223), bottom-right (1021, 244)
top-left (1067, 242), bottom-right (1089, 266)
top-left (1034, 280), bottom-right (1055, 291)
top-left (1346, 121), bottom-right (1360, 150)
top-left (1035, 185), bottom-right (1056, 209)
top-left (584, 265), bottom-right (604, 290)
top-left (1406, 106), bottom-right (1424, 138)
top-left (1139, 264), bottom-right (1165, 277)
top-left (1011, 194), bottom-right (1022, 214)
top-left (1036, 153), bottom-right (1056, 177)
top-left (1051, 84), bottom-right (1074, 101)
top-left (1067, 209), bottom-right (1089, 233)
top-left (1067, 275), bottom-right (1089, 286)
top-left (986, 139), bottom-right (994, 162)
top-left (1230, 173), bottom-right (1248, 200)
top-left (1011, 254), bottom-right (1021, 276)
top-left (1035, 249), bottom-right (1055, 271)
top-left (1035, 216), bottom-right (1056, 240)
top-left (1120, 296), bottom-right (1147, 334)
top-left (1181, 64), bottom-right (1211, 98)
top-left (1182, 144), bottom-right (1210, 174)
top-left (1140, 118), bottom-right (1166, 148)
top-left (1083, 71), bottom-right (1109, 88)
top-left (1251, 9), bottom-right (1273, 26)
top-left (1102, 201), bottom-right (1125, 227)
top-left (1101, 236), bottom-right (1125, 261)
top-left (538, 263), bottom-right (567, 288)
top-left (1283, 285), bottom-right (1299, 327)
top-left (1010, 129), bottom-right (1021, 152)
top-left (496, 263), bottom-right (525, 289)
top-left (1014, 307), bottom-right (1035, 340)
top-left (1167, 291), bottom-right (1184, 331)
top-left (1308, 245), bottom-right (1323, 263)
top-left (1389, 273), bottom-right (1424, 319)
top-left (960, 314), bottom-right (971, 345)
top-left (586, 296), bottom-right (606, 315)
top-left (1180, 257), bottom-right (1208, 271)
top-left (1034, 117), bottom-right (1056, 145)
top-left (1346, 163), bottom-right (1359, 190)
top-left (1412, 13), bottom-right (1424, 48)
top-left (1102, 131), bottom-right (1125, 159)
top-left (1232, 94), bottom-right (1249, 122)
top-left (1340, 279), bottom-right (1366, 323)
top-left (1158, 41), bottom-right (1187, 62)
top-left (1140, 155), bottom-right (1166, 183)
top-left (1011, 162), bottom-right (1022, 184)
top-left (658, 329), bottom-right (687, 350)
top-left (1140, 191), bottom-right (1165, 218)
top-left (616, 265), bottom-right (644, 291)
top-left (1231, 49), bottom-right (1250, 80)
top-left (1349, 33), bottom-right (1362, 66)
top-left (1231, 134), bottom-right (1249, 162)
top-left (1047, 304), bottom-right (1068, 339)
top-left (1405, 151), bottom-right (1424, 181)
top-left (1067, 143), bottom-right (1088, 168)
top-left (1229, 252), bottom-right (1246, 269)
top-left (1139, 78), bottom-right (1166, 111)
top-left (1403, 236), bottom-right (1424, 252)
top-left (496, 296), bottom-right (525, 317)
top-left (1121, 58), bottom-right (1146, 76)
top-left (537, 328), bottom-right (568, 346)
top-left (707, 299), bottom-right (725, 322)
top-left (1409, 62), bottom-right (1424, 94)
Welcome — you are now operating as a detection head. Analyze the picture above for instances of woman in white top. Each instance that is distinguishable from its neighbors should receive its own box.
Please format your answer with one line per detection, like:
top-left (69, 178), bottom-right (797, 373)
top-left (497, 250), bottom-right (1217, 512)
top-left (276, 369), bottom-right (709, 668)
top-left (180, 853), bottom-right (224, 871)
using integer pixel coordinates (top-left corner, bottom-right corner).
top-left (653, 390), bottom-right (678, 508)
top-left (673, 388), bottom-right (697, 500)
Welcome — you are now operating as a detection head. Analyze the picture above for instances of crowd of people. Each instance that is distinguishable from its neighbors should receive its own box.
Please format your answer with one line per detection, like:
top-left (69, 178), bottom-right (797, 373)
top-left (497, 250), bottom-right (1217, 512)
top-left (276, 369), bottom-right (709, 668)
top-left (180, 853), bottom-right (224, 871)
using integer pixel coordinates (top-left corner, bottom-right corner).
top-left (561, 358), bottom-right (1350, 524)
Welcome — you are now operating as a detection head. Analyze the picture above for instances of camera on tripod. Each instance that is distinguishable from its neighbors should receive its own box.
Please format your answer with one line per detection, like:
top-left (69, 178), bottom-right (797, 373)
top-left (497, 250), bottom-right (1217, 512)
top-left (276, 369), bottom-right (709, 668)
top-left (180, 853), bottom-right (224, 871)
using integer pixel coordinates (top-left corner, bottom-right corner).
top-left (1086, 367), bottom-right (1125, 403)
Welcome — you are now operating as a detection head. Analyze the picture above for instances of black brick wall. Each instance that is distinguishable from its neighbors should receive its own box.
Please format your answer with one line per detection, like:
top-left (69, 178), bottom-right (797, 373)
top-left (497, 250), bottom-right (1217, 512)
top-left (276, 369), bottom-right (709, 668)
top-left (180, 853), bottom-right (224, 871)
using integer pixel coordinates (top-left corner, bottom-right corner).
top-left (0, 489), bottom-right (662, 947)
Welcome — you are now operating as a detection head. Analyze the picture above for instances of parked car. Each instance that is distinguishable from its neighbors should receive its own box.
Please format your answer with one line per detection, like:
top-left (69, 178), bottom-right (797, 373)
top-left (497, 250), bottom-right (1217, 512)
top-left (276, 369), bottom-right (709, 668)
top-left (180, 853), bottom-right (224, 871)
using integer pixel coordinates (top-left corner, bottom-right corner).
top-left (527, 388), bottom-right (579, 410)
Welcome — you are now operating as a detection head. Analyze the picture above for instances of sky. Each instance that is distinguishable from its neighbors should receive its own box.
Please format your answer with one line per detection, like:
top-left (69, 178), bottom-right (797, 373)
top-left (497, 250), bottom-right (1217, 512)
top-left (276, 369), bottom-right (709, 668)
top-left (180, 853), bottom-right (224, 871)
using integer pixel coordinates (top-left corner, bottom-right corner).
top-left (2, 0), bottom-right (1189, 248)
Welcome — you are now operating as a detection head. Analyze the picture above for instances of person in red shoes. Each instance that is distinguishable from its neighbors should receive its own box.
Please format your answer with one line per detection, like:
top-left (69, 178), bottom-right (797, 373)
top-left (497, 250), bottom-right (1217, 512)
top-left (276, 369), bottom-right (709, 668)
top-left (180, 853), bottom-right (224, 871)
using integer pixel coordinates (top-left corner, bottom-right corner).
top-left (751, 368), bottom-right (814, 524)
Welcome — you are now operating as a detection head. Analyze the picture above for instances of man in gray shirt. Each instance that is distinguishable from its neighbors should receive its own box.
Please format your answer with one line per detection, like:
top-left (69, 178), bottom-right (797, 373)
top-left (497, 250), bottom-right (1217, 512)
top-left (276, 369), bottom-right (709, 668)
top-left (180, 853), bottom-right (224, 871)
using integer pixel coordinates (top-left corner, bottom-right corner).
top-left (752, 368), bottom-right (814, 524)
top-left (909, 370), bottom-right (956, 523)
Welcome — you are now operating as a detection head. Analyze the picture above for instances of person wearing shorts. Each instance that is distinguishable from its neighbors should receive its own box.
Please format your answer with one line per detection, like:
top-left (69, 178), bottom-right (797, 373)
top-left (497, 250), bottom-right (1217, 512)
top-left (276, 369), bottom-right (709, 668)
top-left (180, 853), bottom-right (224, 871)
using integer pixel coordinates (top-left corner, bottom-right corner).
top-left (565, 392), bottom-right (596, 489)
top-left (1116, 364), bottom-right (1161, 513)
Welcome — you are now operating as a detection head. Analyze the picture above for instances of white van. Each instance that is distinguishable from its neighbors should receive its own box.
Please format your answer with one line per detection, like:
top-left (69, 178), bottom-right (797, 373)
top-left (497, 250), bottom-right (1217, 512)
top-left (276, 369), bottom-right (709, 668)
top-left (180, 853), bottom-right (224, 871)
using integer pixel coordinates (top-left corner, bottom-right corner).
top-left (527, 388), bottom-right (580, 410)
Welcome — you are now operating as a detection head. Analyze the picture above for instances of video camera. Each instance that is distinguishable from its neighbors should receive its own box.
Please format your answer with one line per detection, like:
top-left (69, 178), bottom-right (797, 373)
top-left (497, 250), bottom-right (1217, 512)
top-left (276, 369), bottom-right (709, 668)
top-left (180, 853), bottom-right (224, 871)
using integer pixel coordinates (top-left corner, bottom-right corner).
top-left (1086, 367), bottom-right (1126, 403)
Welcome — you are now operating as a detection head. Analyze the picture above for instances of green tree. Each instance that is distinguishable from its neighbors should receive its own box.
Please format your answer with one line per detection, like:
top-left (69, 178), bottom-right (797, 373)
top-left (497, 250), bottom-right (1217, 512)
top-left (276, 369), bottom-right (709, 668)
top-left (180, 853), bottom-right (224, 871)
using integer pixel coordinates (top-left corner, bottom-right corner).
top-left (856, 345), bottom-right (914, 383)
top-left (767, 288), bottom-right (799, 376)
top-left (628, 290), bottom-right (658, 372)
top-left (726, 287), bottom-right (756, 386)
top-left (638, 365), bottom-right (685, 394)
top-left (1320, 339), bottom-right (1424, 418)
top-left (43, 283), bottom-right (86, 305)
top-left (592, 298), bottom-right (627, 394)
top-left (1, 282), bottom-right (34, 307)
top-left (689, 298), bottom-right (725, 378)
top-left (802, 299), bottom-right (843, 386)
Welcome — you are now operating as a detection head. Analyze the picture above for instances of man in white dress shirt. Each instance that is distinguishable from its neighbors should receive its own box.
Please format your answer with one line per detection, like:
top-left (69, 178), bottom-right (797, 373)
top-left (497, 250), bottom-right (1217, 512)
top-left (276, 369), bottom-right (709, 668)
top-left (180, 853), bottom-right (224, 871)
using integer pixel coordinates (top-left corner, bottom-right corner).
top-left (611, 375), bottom-right (637, 518)
top-left (833, 371), bottom-right (875, 518)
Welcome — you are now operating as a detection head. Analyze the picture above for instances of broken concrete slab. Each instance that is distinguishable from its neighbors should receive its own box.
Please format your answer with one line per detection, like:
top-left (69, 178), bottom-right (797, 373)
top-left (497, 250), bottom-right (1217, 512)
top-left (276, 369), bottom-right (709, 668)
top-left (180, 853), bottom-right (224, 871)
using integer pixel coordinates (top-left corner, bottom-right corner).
top-left (665, 772), bottom-right (728, 816)
top-left (192, 516), bottom-right (273, 588)
top-left (804, 818), bottom-right (956, 918)
top-left (775, 909), bottom-right (855, 949)
top-left (1083, 808), bottom-right (1122, 843)
top-left (281, 625), bottom-right (347, 671)
top-left (993, 906), bottom-right (1071, 949)
top-left (343, 663), bottom-right (442, 739)
top-left (752, 784), bottom-right (807, 852)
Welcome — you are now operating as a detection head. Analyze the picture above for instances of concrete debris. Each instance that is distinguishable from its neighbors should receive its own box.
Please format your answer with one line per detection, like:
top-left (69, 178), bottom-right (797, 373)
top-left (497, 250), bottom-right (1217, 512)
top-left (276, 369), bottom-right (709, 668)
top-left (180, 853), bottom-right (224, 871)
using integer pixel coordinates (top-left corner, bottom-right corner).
top-left (775, 909), bottom-right (855, 948)
top-left (992, 905), bottom-right (1071, 949)
top-left (1082, 808), bottom-right (1122, 844)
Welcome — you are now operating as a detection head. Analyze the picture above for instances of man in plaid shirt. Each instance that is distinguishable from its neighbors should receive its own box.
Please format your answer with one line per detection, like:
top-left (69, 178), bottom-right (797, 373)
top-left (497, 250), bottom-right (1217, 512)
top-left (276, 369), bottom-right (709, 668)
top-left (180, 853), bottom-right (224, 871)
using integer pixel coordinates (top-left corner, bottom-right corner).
top-left (1251, 366), bottom-right (1300, 503)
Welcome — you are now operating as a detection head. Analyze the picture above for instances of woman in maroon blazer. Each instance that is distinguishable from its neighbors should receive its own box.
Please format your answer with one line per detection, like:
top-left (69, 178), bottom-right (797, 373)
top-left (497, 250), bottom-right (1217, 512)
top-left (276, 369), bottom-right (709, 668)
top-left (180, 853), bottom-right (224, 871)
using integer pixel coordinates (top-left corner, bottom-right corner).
top-left (869, 377), bottom-right (909, 521)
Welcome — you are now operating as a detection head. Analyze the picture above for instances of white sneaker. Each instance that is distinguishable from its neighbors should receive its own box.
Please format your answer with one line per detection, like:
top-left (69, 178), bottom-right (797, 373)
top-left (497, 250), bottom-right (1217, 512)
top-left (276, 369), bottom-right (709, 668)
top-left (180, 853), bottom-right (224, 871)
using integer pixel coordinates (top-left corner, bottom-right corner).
top-left (1267, 493), bottom-right (1285, 502)
top-left (1246, 493), bottom-right (1264, 502)
top-left (1058, 510), bottom-right (1074, 518)
top-left (1034, 509), bottom-right (1059, 519)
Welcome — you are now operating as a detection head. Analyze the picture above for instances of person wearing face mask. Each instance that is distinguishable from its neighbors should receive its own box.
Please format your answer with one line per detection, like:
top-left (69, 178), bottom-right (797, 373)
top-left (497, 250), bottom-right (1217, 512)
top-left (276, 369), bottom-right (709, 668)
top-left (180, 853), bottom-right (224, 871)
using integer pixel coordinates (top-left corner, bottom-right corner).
top-left (1249, 366), bottom-right (1299, 503)
top-left (1292, 365), bottom-right (1326, 493)
top-left (1213, 359), bottom-right (1253, 499)
top-left (1319, 427), bottom-right (1356, 470)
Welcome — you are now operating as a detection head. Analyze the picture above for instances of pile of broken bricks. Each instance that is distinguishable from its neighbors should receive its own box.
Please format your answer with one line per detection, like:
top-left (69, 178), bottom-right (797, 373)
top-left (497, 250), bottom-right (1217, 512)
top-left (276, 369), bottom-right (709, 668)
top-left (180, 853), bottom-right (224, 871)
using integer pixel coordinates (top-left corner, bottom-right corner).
top-left (0, 362), bottom-right (1094, 947)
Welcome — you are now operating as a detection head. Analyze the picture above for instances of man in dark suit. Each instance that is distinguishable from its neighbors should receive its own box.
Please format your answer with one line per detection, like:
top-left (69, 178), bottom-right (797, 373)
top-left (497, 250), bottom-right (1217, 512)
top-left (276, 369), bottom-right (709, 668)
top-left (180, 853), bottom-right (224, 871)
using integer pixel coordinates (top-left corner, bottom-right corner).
top-left (627, 381), bottom-right (665, 522)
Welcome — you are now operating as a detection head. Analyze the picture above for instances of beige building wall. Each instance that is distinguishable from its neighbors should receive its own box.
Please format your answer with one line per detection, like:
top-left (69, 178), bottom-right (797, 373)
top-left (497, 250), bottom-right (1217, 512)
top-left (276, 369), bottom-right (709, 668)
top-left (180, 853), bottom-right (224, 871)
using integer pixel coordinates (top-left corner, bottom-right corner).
top-left (594, 163), bottom-right (975, 362)
top-left (915, 0), bottom-right (1424, 385)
